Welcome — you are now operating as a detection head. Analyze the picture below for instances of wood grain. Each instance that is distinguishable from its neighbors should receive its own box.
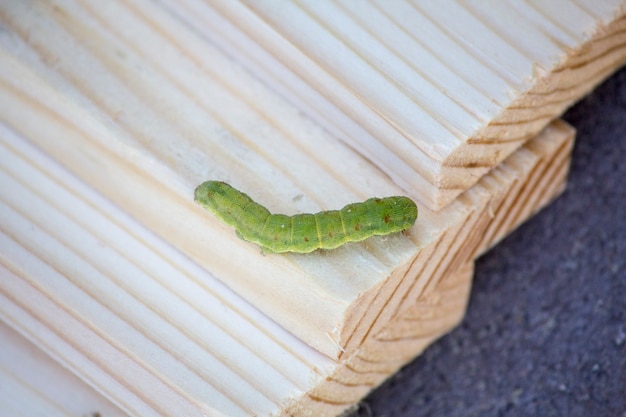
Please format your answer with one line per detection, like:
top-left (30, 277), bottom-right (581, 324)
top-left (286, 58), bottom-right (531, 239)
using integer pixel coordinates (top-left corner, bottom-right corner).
top-left (283, 126), bottom-right (574, 417)
top-left (0, 1), bottom-right (597, 415)
top-left (0, 119), bottom-right (572, 417)
top-left (0, 320), bottom-right (127, 417)
top-left (192, 0), bottom-right (625, 209)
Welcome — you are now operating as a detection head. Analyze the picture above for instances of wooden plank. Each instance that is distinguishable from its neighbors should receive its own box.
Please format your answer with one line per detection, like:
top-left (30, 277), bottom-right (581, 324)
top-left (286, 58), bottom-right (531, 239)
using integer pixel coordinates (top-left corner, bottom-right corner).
top-left (285, 126), bottom-right (574, 417)
top-left (0, 2), bottom-right (584, 414)
top-left (0, 0), bottom-right (575, 359)
top-left (183, 0), bottom-right (626, 209)
top-left (335, 121), bottom-right (574, 361)
top-left (0, 121), bottom-right (572, 416)
top-left (0, 320), bottom-right (127, 417)
top-left (0, 0), bottom-right (408, 356)
top-left (0, 125), bottom-right (334, 417)
top-left (287, 262), bottom-right (476, 417)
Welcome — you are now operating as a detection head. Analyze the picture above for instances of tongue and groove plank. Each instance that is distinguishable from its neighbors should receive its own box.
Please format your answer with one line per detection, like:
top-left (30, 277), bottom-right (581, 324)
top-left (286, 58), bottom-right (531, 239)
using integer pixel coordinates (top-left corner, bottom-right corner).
top-left (0, 120), bottom-right (573, 417)
top-left (0, 31), bottom-right (573, 360)
top-left (186, 0), bottom-right (626, 209)
top-left (285, 125), bottom-right (574, 417)
top-left (0, 0), bottom-right (603, 360)
top-left (0, 321), bottom-right (128, 417)
top-left (0, 1), bottom-right (609, 416)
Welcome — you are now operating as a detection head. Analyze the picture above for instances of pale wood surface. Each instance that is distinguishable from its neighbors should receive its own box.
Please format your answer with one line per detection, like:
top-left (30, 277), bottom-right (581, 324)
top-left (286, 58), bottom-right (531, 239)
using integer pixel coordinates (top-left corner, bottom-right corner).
top-left (0, 126), bottom-right (333, 417)
top-left (0, 320), bottom-right (127, 417)
top-left (0, 0), bottom-right (589, 359)
top-left (0, 1), bottom-right (606, 415)
top-left (285, 124), bottom-right (574, 417)
top-left (0, 0), bottom-right (412, 357)
top-left (334, 121), bottom-right (574, 360)
top-left (0, 120), bottom-right (572, 417)
top-left (183, 0), bottom-right (626, 209)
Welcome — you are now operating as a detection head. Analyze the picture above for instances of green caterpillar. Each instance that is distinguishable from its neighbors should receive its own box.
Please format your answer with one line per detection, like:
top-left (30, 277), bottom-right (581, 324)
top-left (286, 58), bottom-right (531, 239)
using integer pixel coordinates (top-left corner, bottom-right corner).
top-left (194, 181), bottom-right (418, 253)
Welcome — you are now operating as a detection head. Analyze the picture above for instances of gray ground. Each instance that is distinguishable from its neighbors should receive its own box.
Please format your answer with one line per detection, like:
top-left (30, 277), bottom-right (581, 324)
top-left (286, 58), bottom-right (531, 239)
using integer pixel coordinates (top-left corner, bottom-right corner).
top-left (349, 66), bottom-right (626, 417)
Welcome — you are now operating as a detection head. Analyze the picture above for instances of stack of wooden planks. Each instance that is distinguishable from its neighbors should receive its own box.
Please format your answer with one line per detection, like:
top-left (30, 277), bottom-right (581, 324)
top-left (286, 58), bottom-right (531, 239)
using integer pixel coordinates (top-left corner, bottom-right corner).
top-left (1, 1), bottom-right (625, 416)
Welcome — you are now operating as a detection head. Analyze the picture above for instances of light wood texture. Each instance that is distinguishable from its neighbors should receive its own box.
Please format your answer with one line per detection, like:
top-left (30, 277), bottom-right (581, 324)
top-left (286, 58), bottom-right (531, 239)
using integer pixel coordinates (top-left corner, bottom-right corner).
top-left (180, 0), bottom-right (626, 209)
top-left (0, 0), bottom-right (417, 357)
top-left (285, 126), bottom-right (574, 417)
top-left (0, 1), bottom-right (591, 415)
top-left (0, 120), bottom-right (572, 417)
top-left (0, 320), bottom-right (127, 417)
top-left (0, 126), bottom-right (334, 417)
top-left (287, 262), bottom-right (476, 417)
top-left (0, 0), bottom-right (583, 360)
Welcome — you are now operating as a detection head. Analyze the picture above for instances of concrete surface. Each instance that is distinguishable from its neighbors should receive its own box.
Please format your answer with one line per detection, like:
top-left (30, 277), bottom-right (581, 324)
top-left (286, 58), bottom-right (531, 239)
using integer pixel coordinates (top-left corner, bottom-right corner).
top-left (350, 66), bottom-right (626, 417)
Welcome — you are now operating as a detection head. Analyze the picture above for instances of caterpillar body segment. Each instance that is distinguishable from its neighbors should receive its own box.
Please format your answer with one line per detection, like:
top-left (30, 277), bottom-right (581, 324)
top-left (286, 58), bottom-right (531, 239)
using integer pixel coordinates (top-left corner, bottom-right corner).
top-left (194, 181), bottom-right (417, 253)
